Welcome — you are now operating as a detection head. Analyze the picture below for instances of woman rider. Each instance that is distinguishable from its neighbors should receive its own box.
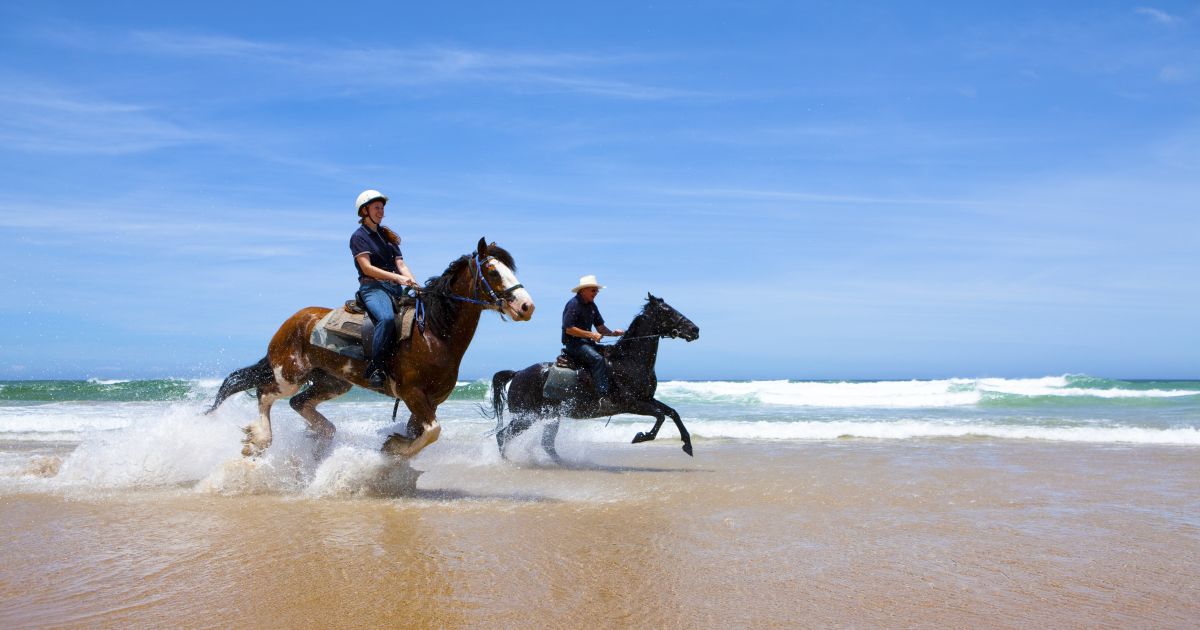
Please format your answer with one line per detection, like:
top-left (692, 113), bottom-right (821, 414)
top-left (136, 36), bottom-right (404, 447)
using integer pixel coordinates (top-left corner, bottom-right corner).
top-left (350, 189), bottom-right (419, 388)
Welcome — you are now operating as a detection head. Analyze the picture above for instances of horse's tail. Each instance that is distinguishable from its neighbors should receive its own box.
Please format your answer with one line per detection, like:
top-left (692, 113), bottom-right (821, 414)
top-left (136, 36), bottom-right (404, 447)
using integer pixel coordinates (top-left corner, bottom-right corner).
top-left (491, 370), bottom-right (517, 432)
top-left (206, 356), bottom-right (273, 415)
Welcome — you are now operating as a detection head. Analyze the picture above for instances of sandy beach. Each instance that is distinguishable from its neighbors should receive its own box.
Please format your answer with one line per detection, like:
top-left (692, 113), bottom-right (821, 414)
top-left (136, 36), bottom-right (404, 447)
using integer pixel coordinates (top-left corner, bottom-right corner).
top-left (3, 438), bottom-right (1197, 628)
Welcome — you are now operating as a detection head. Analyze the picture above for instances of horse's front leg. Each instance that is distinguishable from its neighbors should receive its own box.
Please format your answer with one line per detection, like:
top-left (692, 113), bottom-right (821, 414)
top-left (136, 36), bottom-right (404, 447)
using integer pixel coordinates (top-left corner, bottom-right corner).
top-left (654, 399), bottom-right (693, 457)
top-left (381, 390), bottom-right (441, 459)
top-left (625, 400), bottom-right (667, 446)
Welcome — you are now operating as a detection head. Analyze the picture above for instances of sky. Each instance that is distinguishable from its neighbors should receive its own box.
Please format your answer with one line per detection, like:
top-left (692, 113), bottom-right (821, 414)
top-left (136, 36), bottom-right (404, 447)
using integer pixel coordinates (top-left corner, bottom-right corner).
top-left (1, 1), bottom-right (1198, 381)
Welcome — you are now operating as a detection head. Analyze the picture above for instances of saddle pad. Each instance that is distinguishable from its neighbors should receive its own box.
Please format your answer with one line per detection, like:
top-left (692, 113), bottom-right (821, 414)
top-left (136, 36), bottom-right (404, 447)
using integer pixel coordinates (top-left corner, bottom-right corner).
top-left (543, 365), bottom-right (580, 401)
top-left (324, 307), bottom-right (365, 339)
top-left (310, 306), bottom-right (416, 360)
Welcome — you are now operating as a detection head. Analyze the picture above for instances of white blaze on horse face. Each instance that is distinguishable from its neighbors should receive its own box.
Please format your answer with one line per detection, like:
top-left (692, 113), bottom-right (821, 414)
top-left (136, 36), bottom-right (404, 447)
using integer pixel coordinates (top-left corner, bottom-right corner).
top-left (490, 260), bottom-right (535, 321)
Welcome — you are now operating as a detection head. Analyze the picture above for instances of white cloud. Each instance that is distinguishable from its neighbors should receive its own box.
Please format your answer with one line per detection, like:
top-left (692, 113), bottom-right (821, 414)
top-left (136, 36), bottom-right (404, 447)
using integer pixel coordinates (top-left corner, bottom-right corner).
top-left (651, 186), bottom-right (991, 207)
top-left (1134, 7), bottom-right (1183, 25)
top-left (124, 31), bottom-right (695, 100)
top-left (1158, 65), bottom-right (1191, 83)
top-left (0, 83), bottom-right (208, 154)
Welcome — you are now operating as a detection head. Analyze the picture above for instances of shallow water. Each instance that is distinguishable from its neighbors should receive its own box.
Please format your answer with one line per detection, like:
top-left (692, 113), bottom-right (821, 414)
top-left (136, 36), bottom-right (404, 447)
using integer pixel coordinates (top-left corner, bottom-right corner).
top-left (2, 440), bottom-right (1197, 628)
top-left (1, 378), bottom-right (1198, 627)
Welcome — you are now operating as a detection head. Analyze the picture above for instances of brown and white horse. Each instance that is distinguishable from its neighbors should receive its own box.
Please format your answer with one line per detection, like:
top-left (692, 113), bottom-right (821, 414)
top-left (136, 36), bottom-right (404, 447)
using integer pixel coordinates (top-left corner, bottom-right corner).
top-left (208, 238), bottom-right (534, 459)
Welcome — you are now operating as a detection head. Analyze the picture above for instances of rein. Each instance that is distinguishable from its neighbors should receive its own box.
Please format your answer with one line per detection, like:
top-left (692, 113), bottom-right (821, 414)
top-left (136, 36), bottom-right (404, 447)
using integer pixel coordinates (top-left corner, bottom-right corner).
top-left (599, 334), bottom-right (662, 343)
top-left (600, 315), bottom-right (693, 344)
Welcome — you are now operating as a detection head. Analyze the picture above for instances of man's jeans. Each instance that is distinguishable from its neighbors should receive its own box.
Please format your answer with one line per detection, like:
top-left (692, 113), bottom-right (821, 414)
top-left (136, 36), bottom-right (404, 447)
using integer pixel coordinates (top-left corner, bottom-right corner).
top-left (564, 338), bottom-right (610, 397)
top-left (359, 281), bottom-right (414, 373)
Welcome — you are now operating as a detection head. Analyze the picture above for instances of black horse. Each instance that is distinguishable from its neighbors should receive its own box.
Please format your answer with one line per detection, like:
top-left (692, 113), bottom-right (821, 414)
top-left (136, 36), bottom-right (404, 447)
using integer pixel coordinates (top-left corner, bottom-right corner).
top-left (491, 293), bottom-right (699, 461)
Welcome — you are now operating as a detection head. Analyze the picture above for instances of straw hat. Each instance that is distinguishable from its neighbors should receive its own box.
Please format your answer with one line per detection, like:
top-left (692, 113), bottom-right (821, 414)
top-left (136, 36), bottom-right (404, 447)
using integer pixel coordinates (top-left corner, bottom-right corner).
top-left (570, 274), bottom-right (605, 293)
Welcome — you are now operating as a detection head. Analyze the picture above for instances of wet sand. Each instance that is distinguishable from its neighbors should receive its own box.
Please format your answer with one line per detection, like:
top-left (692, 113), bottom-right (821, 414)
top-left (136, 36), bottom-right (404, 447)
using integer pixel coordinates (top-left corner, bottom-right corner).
top-left (2, 440), bottom-right (1198, 628)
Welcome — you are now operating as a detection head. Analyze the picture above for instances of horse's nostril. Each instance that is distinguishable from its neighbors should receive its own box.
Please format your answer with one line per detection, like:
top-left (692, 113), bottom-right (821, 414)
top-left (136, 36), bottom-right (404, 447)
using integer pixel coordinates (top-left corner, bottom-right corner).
top-left (522, 303), bottom-right (530, 312)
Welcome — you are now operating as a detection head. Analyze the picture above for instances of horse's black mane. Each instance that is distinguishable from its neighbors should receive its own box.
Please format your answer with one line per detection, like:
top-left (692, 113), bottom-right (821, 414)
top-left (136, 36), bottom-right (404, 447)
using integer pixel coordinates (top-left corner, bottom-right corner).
top-left (420, 244), bottom-right (516, 338)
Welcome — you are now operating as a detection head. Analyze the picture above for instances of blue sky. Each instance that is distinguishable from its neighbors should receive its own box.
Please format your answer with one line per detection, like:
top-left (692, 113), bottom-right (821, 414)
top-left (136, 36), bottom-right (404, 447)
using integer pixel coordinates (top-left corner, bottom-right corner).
top-left (1, 1), bottom-right (1197, 380)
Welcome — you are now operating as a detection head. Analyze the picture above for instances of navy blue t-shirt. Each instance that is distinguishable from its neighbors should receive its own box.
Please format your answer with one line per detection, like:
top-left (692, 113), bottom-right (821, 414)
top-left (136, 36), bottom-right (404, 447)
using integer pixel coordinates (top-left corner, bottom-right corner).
top-left (350, 225), bottom-right (403, 284)
top-left (561, 294), bottom-right (605, 344)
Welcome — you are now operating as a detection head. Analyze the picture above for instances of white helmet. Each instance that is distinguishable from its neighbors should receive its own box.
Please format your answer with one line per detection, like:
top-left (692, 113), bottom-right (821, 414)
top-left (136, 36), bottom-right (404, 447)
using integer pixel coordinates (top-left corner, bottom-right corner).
top-left (355, 189), bottom-right (388, 212)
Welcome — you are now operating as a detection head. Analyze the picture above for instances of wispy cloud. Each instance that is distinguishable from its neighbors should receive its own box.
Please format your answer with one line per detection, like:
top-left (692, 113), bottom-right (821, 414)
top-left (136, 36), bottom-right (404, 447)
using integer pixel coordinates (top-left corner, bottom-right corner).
top-left (1158, 65), bottom-right (1191, 83)
top-left (651, 186), bottom-right (994, 207)
top-left (124, 31), bottom-right (701, 100)
top-left (0, 82), bottom-right (209, 154)
top-left (1135, 7), bottom-right (1183, 25)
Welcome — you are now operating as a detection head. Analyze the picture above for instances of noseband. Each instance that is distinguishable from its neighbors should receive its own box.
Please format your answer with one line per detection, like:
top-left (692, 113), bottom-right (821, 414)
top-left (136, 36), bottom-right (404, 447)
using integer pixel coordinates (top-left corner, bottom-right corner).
top-left (434, 253), bottom-right (523, 315)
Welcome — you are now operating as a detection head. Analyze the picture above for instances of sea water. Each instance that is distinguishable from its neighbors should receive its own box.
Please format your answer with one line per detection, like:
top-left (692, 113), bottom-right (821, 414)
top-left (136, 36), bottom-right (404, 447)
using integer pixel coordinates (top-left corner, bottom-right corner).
top-left (3, 376), bottom-right (1198, 627)
top-left (1, 375), bottom-right (1197, 496)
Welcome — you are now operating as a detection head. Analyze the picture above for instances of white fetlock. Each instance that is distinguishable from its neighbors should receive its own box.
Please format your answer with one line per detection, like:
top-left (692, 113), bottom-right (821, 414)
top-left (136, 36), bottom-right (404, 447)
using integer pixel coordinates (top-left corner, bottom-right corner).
top-left (382, 421), bottom-right (441, 458)
top-left (241, 425), bottom-right (271, 457)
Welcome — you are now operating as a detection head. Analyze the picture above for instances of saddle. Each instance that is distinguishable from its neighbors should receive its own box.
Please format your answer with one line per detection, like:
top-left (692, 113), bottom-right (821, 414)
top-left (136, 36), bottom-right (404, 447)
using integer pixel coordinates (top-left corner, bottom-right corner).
top-left (544, 346), bottom-right (610, 401)
top-left (554, 344), bottom-right (610, 369)
top-left (309, 293), bottom-right (417, 361)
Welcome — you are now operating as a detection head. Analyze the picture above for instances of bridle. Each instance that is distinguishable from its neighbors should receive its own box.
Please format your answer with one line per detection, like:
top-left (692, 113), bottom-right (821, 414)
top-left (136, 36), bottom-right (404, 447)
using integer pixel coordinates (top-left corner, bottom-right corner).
top-left (415, 253), bottom-right (524, 322)
top-left (602, 308), bottom-right (694, 343)
top-left (467, 253), bottom-right (525, 314)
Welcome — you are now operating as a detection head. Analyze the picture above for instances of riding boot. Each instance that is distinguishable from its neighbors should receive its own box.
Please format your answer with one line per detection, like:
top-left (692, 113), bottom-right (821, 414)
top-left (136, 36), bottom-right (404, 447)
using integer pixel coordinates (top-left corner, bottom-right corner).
top-left (365, 365), bottom-right (386, 389)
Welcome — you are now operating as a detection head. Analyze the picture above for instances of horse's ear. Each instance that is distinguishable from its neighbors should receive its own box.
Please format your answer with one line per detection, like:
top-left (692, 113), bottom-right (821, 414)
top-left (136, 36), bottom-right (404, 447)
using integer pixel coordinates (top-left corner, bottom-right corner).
top-left (647, 292), bottom-right (661, 302)
top-left (477, 237), bottom-right (488, 256)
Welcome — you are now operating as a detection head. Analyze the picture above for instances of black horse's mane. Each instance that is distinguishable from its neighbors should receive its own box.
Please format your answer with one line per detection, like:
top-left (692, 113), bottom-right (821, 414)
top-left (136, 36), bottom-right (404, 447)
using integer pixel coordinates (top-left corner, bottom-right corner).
top-left (420, 244), bottom-right (516, 338)
top-left (610, 299), bottom-right (660, 357)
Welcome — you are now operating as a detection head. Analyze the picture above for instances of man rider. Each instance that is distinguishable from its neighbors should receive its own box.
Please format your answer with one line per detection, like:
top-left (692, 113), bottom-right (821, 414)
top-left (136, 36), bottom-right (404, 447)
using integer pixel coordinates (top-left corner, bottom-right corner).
top-left (562, 275), bottom-right (624, 408)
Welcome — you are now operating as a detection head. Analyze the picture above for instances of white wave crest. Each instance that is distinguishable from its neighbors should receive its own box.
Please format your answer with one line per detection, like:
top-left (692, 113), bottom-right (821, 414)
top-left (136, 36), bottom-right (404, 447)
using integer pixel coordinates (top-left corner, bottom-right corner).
top-left (655, 377), bottom-right (1198, 408)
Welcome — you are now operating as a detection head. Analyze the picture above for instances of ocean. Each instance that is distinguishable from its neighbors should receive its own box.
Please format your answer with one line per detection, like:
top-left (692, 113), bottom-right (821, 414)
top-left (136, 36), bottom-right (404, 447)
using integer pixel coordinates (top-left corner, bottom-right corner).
top-left (3, 375), bottom-right (1198, 627)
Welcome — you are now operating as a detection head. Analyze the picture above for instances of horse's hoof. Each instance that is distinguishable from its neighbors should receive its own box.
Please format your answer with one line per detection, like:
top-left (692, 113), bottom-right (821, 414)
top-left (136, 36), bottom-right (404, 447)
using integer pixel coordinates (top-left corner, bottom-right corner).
top-left (381, 433), bottom-right (416, 458)
top-left (241, 427), bottom-right (270, 457)
top-left (682, 443), bottom-right (693, 457)
top-left (383, 422), bottom-right (441, 459)
top-left (307, 434), bottom-right (334, 460)
top-left (631, 432), bottom-right (651, 444)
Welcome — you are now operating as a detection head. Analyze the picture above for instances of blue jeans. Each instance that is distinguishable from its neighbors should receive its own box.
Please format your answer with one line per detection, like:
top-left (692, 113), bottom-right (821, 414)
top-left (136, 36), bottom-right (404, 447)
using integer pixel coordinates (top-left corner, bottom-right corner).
top-left (359, 281), bottom-right (414, 372)
top-left (564, 338), bottom-right (610, 397)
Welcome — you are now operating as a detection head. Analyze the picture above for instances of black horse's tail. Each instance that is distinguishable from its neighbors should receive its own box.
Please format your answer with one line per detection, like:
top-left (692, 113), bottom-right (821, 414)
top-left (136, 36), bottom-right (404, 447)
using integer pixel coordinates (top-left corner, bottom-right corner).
top-left (206, 356), bottom-right (273, 415)
top-left (490, 370), bottom-right (517, 432)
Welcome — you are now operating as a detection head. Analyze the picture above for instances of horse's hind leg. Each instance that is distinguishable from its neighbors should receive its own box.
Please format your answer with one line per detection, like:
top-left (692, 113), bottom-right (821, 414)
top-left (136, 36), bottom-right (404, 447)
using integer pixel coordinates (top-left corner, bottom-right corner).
top-left (496, 414), bottom-right (528, 458)
top-left (540, 420), bottom-right (563, 463)
top-left (289, 369), bottom-right (352, 457)
top-left (242, 366), bottom-right (302, 457)
top-left (243, 384), bottom-right (280, 457)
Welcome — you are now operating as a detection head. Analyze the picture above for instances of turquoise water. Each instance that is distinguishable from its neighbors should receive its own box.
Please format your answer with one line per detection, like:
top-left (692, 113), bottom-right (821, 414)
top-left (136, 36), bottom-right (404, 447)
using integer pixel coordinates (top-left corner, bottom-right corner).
top-left (1, 375), bottom-right (1197, 444)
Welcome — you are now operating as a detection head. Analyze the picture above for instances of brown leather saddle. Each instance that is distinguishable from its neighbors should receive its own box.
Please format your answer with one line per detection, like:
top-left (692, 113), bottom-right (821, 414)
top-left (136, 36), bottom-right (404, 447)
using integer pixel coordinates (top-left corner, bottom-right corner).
top-left (554, 344), bottom-right (610, 369)
top-left (310, 294), bottom-right (416, 361)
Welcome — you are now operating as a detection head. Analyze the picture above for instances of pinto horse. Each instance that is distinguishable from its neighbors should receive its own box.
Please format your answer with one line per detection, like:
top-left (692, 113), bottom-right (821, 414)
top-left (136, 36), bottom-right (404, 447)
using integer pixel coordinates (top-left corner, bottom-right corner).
top-left (491, 294), bottom-right (699, 461)
top-left (208, 238), bottom-right (534, 459)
